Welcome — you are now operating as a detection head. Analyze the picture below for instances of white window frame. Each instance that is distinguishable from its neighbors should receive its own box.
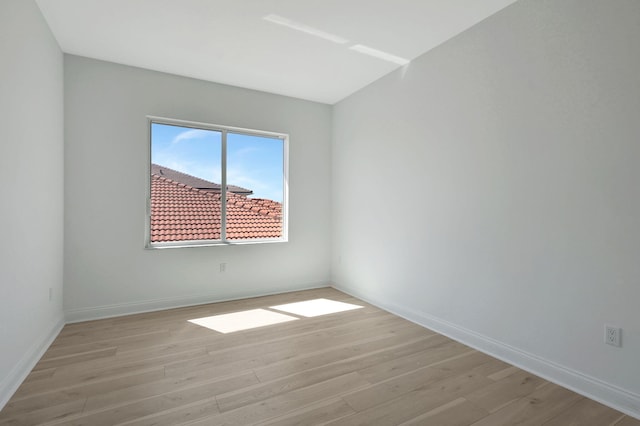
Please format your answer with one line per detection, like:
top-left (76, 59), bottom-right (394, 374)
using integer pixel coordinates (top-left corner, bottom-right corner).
top-left (145, 116), bottom-right (289, 249)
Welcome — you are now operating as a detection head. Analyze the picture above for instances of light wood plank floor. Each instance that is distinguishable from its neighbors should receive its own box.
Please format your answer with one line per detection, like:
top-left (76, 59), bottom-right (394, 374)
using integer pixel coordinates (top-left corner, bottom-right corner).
top-left (1, 288), bottom-right (638, 425)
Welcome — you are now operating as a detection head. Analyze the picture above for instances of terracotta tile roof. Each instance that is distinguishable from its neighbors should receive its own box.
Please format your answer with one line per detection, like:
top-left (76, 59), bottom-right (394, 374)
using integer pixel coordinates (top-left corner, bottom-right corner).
top-left (150, 174), bottom-right (282, 243)
top-left (151, 164), bottom-right (253, 195)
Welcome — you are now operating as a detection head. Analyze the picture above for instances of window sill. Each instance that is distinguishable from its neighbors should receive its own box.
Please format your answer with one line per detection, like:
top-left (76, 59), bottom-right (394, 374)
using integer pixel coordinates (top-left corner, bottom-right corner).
top-left (145, 238), bottom-right (288, 250)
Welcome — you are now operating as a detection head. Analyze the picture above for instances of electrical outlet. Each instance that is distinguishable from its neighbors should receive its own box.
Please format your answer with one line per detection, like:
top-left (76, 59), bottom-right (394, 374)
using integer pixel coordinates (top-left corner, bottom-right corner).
top-left (604, 325), bottom-right (621, 347)
top-left (220, 262), bottom-right (227, 273)
top-left (49, 287), bottom-right (53, 302)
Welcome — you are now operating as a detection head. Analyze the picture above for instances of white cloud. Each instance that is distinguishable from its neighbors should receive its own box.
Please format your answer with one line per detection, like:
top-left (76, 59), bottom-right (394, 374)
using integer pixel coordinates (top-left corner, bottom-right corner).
top-left (230, 146), bottom-right (259, 158)
top-left (171, 129), bottom-right (212, 144)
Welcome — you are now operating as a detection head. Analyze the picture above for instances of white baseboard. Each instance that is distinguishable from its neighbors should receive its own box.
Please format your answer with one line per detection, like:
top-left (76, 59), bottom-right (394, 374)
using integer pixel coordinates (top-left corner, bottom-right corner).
top-left (0, 315), bottom-right (65, 411)
top-left (332, 282), bottom-right (640, 420)
top-left (65, 282), bottom-right (330, 323)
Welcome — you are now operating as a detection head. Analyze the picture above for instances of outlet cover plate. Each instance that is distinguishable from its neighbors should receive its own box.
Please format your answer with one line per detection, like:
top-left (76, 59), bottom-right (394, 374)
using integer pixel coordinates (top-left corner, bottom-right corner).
top-left (605, 325), bottom-right (621, 347)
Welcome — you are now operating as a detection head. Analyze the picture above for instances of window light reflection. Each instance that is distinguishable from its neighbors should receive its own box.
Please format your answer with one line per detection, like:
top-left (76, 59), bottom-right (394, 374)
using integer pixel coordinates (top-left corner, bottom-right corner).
top-left (263, 14), bottom-right (349, 44)
top-left (270, 298), bottom-right (363, 317)
top-left (349, 44), bottom-right (410, 66)
top-left (188, 308), bottom-right (298, 333)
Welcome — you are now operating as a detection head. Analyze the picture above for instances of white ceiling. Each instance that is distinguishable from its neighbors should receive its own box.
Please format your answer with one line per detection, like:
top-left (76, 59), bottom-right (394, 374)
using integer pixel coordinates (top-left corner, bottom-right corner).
top-left (36, 0), bottom-right (518, 104)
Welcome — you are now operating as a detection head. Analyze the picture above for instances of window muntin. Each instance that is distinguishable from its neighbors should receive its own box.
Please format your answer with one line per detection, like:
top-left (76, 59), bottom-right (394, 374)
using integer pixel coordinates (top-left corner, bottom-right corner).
top-left (147, 117), bottom-right (288, 248)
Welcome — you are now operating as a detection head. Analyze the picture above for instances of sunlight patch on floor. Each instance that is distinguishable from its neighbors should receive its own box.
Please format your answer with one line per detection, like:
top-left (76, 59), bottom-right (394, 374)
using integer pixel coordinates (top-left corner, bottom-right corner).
top-left (270, 298), bottom-right (363, 317)
top-left (188, 308), bottom-right (298, 333)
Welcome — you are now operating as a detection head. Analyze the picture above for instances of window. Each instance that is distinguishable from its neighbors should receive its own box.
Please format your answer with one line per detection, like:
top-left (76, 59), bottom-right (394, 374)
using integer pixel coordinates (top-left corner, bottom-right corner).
top-left (146, 117), bottom-right (288, 248)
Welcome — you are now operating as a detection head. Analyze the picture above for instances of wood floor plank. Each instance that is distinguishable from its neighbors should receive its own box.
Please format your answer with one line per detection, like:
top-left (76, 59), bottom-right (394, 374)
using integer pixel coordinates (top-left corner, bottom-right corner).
top-left (187, 372), bottom-right (370, 426)
top-left (252, 323), bottom-right (432, 383)
top-left (487, 365), bottom-right (520, 381)
top-left (355, 338), bottom-right (476, 383)
top-left (21, 368), bottom-right (57, 384)
top-left (465, 369), bottom-right (547, 413)
top-left (615, 416), bottom-right (640, 426)
top-left (1, 287), bottom-right (636, 426)
top-left (326, 367), bottom-right (494, 426)
top-left (541, 397), bottom-right (627, 426)
top-left (105, 398), bottom-right (220, 426)
top-left (51, 328), bottom-right (172, 349)
top-left (468, 382), bottom-right (583, 426)
top-left (0, 397), bottom-right (87, 426)
top-left (42, 375), bottom-right (253, 426)
top-left (41, 341), bottom-right (119, 361)
top-left (255, 398), bottom-right (355, 426)
top-left (341, 351), bottom-right (502, 413)
top-left (33, 347), bottom-right (118, 372)
top-left (2, 369), bottom-right (165, 419)
top-left (397, 397), bottom-right (488, 426)
top-left (82, 370), bottom-right (257, 413)
top-left (19, 347), bottom-right (208, 397)
top-left (216, 334), bottom-right (439, 413)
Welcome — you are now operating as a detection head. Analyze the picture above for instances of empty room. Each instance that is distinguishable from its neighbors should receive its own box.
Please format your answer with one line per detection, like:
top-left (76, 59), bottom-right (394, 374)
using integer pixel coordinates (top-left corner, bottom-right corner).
top-left (1, 0), bottom-right (639, 424)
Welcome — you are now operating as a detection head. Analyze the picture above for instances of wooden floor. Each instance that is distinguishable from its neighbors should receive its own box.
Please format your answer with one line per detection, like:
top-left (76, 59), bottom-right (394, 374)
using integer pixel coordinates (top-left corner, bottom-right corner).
top-left (1, 288), bottom-right (638, 426)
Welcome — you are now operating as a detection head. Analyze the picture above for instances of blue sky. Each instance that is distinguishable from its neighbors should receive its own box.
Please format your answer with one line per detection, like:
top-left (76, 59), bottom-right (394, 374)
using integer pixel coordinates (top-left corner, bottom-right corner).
top-left (151, 123), bottom-right (284, 202)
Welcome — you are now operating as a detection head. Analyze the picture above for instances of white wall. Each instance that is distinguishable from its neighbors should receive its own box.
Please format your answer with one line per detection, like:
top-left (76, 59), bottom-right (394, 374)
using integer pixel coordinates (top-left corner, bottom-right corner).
top-left (332, 0), bottom-right (640, 417)
top-left (64, 56), bottom-right (332, 321)
top-left (0, 0), bottom-right (65, 408)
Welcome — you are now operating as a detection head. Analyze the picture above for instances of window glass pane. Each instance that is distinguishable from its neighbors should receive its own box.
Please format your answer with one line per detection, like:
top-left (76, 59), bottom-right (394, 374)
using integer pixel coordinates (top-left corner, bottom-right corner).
top-left (150, 123), bottom-right (222, 243)
top-left (226, 132), bottom-right (284, 240)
